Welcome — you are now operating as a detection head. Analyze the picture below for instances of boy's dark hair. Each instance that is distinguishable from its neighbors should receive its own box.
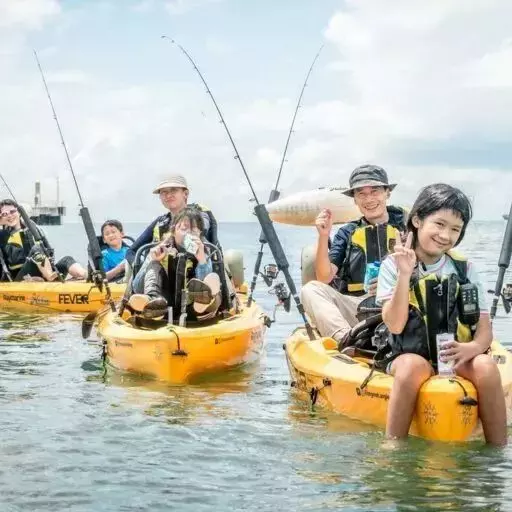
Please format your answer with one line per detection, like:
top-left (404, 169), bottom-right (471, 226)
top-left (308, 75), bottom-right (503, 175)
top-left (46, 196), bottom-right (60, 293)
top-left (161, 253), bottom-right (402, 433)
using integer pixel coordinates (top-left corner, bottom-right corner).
top-left (0, 199), bottom-right (18, 210)
top-left (171, 207), bottom-right (205, 234)
top-left (101, 219), bottom-right (124, 236)
top-left (407, 183), bottom-right (473, 247)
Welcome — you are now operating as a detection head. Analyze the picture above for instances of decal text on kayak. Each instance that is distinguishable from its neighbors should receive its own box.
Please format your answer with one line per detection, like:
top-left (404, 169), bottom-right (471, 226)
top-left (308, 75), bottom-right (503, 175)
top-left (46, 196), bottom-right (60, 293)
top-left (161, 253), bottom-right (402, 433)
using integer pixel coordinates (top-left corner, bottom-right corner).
top-left (58, 294), bottom-right (89, 304)
top-left (3, 295), bottom-right (26, 302)
top-left (30, 296), bottom-right (50, 306)
top-left (214, 336), bottom-right (235, 344)
top-left (355, 387), bottom-right (389, 400)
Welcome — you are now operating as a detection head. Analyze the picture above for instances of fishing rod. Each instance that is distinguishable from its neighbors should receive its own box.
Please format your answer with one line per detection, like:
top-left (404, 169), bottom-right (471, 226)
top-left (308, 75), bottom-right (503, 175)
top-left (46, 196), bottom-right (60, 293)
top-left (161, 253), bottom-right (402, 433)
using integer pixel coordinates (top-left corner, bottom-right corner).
top-left (0, 173), bottom-right (59, 281)
top-left (33, 50), bottom-right (114, 308)
top-left (0, 174), bottom-right (18, 202)
top-left (247, 45), bottom-right (324, 307)
top-left (490, 202), bottom-right (512, 320)
top-left (162, 36), bottom-right (315, 340)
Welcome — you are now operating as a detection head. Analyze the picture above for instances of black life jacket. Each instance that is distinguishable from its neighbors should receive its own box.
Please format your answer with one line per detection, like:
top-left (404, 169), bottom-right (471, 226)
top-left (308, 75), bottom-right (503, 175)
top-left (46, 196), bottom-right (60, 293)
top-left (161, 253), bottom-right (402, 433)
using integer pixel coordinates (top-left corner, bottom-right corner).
top-left (332, 206), bottom-right (407, 296)
top-left (373, 251), bottom-right (475, 371)
top-left (2, 227), bottom-right (36, 272)
top-left (152, 205), bottom-right (231, 314)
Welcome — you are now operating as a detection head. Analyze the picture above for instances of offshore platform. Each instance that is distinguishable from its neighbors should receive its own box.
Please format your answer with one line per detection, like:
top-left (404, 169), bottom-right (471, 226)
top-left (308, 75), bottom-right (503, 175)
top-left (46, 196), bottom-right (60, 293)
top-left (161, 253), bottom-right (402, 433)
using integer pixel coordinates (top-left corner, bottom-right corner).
top-left (29, 180), bottom-right (66, 226)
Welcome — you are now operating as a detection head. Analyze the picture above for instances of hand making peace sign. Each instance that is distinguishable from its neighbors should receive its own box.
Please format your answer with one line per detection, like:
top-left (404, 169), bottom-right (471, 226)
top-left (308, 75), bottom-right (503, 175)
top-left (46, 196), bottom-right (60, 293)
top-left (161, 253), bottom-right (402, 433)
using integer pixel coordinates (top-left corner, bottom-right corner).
top-left (392, 232), bottom-right (416, 277)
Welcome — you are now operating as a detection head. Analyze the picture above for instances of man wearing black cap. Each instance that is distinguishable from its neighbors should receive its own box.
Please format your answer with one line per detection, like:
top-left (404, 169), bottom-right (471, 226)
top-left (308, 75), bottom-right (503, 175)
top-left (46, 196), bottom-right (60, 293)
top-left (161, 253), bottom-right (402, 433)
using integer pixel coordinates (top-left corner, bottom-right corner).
top-left (301, 164), bottom-right (407, 346)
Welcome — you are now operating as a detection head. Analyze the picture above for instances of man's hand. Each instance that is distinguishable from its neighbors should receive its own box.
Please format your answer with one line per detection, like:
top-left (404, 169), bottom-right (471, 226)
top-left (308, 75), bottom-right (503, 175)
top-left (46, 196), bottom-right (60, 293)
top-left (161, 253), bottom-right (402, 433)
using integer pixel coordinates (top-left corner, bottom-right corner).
top-left (367, 277), bottom-right (378, 296)
top-left (315, 208), bottom-right (333, 237)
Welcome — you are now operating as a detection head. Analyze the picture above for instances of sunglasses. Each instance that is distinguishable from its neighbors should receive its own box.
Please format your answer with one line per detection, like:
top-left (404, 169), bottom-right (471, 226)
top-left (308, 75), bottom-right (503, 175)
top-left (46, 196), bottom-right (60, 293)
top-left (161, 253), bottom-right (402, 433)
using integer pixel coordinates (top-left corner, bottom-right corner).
top-left (0, 209), bottom-right (17, 218)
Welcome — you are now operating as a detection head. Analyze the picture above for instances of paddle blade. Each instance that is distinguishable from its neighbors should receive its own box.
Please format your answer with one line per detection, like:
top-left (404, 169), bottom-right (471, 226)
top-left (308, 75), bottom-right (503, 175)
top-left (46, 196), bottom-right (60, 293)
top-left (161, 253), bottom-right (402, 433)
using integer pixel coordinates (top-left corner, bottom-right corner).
top-left (82, 311), bottom-right (97, 339)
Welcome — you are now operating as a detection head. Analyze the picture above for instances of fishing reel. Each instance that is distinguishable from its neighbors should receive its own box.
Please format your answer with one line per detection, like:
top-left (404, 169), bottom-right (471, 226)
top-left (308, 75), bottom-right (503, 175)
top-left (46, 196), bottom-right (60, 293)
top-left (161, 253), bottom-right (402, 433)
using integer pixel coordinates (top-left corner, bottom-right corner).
top-left (488, 284), bottom-right (512, 315)
top-left (503, 284), bottom-right (512, 314)
top-left (259, 262), bottom-right (291, 320)
top-left (260, 263), bottom-right (280, 286)
top-left (268, 281), bottom-right (291, 323)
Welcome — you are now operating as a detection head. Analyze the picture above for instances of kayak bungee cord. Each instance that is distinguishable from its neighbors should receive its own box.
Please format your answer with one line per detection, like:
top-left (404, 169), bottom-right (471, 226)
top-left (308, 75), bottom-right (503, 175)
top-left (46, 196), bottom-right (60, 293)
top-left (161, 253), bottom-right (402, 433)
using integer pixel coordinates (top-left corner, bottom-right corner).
top-left (0, 173), bottom-right (60, 281)
top-left (490, 202), bottom-right (512, 320)
top-left (161, 35), bottom-right (315, 340)
top-left (33, 50), bottom-right (115, 310)
top-left (247, 45), bottom-right (324, 307)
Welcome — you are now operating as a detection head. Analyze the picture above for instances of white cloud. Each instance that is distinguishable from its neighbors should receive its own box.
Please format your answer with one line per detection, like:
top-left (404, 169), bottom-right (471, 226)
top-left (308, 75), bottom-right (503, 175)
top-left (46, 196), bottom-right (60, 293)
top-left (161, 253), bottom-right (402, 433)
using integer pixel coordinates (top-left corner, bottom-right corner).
top-left (464, 40), bottom-right (512, 88)
top-left (164, 0), bottom-right (222, 16)
top-left (46, 69), bottom-right (92, 84)
top-left (0, 0), bottom-right (61, 29)
top-left (261, 0), bottom-right (512, 219)
top-left (1, 0), bottom-right (512, 226)
top-left (205, 37), bottom-right (231, 56)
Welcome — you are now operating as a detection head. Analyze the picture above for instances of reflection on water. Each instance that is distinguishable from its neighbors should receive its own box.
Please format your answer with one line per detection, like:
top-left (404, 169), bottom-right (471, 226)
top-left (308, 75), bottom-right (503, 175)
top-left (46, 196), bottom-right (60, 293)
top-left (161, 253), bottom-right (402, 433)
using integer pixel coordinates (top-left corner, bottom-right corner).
top-left (82, 355), bottom-right (261, 427)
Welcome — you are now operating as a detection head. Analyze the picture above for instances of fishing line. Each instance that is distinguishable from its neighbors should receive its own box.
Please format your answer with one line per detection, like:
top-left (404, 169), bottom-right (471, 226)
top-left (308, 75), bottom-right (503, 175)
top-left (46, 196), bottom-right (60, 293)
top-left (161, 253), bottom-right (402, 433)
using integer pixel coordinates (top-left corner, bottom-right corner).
top-left (34, 50), bottom-right (115, 310)
top-left (162, 36), bottom-right (315, 339)
top-left (247, 45), bottom-right (324, 307)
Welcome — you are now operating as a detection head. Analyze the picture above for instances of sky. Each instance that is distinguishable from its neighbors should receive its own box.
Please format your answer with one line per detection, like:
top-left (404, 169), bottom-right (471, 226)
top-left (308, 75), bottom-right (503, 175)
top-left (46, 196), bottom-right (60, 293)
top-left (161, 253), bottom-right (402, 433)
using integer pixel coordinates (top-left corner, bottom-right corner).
top-left (1, 0), bottom-right (511, 223)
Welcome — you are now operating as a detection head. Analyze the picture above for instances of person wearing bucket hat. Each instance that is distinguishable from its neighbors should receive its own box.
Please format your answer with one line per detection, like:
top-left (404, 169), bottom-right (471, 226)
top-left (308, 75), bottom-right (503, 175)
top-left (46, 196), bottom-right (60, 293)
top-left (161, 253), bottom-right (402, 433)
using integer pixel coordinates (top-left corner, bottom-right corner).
top-left (342, 164), bottom-right (397, 198)
top-left (301, 164), bottom-right (408, 348)
top-left (125, 174), bottom-right (229, 319)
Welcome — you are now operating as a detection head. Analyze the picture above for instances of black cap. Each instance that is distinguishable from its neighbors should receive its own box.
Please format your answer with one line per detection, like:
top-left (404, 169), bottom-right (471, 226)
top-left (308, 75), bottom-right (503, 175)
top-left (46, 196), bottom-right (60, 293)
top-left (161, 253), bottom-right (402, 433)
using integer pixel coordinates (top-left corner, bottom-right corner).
top-left (343, 164), bottom-right (397, 197)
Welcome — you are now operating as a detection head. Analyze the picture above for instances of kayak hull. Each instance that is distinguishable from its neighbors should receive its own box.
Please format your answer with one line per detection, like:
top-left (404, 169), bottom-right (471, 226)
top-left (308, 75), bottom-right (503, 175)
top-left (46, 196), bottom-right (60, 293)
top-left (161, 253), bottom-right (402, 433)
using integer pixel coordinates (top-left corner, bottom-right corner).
top-left (97, 296), bottom-right (267, 384)
top-left (0, 281), bottom-right (125, 313)
top-left (284, 329), bottom-right (512, 442)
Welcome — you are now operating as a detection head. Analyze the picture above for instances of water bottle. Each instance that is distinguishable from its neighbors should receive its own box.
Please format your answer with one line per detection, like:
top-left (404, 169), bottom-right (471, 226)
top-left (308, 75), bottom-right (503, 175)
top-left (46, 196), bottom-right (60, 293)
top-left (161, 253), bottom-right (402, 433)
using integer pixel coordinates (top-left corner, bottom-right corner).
top-left (436, 333), bottom-right (455, 377)
top-left (363, 261), bottom-right (381, 293)
top-left (183, 233), bottom-right (199, 255)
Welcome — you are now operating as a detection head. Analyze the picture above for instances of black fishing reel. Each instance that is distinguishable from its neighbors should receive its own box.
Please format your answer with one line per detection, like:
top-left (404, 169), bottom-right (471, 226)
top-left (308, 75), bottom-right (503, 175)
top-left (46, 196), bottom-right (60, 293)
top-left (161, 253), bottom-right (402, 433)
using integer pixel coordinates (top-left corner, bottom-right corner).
top-left (267, 281), bottom-right (291, 324)
top-left (488, 284), bottom-right (512, 315)
top-left (273, 282), bottom-right (291, 313)
top-left (503, 284), bottom-right (512, 314)
top-left (260, 263), bottom-right (280, 287)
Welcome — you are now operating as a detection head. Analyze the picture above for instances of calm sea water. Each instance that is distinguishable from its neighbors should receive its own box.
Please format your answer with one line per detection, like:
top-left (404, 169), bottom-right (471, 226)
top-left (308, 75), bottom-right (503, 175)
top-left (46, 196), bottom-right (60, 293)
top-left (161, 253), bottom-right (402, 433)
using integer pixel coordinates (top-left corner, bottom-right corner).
top-left (0, 220), bottom-right (511, 512)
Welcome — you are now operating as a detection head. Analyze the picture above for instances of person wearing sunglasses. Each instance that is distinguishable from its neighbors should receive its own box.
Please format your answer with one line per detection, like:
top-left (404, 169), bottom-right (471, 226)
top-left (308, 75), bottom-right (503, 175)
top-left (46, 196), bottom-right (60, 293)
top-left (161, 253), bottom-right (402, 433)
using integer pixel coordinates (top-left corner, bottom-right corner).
top-left (0, 199), bottom-right (87, 281)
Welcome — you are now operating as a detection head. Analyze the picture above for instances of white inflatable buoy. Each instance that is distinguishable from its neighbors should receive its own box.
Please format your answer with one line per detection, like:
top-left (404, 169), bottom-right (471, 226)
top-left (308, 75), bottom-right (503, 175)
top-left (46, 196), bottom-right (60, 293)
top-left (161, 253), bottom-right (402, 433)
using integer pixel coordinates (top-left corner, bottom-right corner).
top-left (301, 244), bottom-right (317, 286)
top-left (224, 249), bottom-right (244, 289)
top-left (266, 186), bottom-right (360, 226)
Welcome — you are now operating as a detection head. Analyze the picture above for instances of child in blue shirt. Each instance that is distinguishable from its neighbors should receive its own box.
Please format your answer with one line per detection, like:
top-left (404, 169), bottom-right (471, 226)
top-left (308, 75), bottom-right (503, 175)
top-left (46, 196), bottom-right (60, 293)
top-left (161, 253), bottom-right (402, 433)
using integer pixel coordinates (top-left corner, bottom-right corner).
top-left (101, 220), bottom-right (128, 282)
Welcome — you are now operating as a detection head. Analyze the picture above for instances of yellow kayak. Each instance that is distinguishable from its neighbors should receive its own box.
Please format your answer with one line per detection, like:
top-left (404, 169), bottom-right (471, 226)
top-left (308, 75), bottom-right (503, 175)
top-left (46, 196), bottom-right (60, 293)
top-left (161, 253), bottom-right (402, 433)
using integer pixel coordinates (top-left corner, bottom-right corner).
top-left (284, 328), bottom-right (512, 442)
top-left (0, 281), bottom-right (125, 313)
top-left (96, 293), bottom-right (268, 384)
